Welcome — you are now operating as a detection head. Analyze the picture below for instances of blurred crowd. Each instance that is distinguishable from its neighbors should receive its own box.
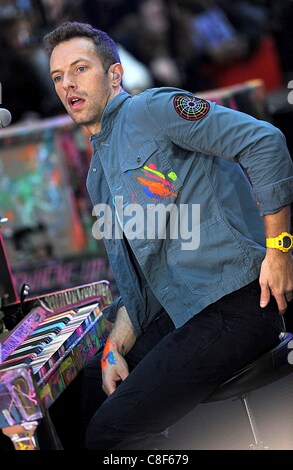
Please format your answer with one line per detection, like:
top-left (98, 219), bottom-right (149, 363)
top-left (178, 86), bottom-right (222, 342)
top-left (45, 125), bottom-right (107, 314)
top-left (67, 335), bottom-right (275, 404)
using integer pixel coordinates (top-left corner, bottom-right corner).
top-left (0, 0), bottom-right (292, 124)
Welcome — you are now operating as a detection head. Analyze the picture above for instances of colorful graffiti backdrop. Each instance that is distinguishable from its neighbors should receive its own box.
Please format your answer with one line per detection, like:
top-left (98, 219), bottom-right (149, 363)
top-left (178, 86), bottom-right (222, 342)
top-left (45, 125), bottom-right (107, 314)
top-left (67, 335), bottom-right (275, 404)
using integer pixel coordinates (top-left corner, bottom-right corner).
top-left (0, 116), bottom-right (111, 298)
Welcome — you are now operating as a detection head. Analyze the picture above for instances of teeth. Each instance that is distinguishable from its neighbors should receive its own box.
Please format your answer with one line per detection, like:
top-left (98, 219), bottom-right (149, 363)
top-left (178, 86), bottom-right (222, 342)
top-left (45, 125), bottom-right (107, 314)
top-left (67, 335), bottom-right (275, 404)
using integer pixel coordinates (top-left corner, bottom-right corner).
top-left (71, 98), bottom-right (78, 104)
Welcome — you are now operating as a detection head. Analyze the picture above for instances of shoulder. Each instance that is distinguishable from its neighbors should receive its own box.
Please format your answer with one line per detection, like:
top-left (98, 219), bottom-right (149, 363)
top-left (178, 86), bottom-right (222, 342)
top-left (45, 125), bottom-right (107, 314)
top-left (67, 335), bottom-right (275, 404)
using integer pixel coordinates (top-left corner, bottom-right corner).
top-left (130, 87), bottom-right (213, 123)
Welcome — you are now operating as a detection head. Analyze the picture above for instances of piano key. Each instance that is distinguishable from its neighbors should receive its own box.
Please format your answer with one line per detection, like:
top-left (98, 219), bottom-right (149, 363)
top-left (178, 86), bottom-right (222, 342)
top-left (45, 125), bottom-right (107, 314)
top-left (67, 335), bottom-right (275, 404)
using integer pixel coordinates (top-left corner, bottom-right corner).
top-left (9, 344), bottom-right (45, 358)
top-left (40, 311), bottom-right (75, 325)
top-left (30, 337), bottom-right (68, 374)
top-left (0, 351), bottom-right (39, 368)
top-left (27, 323), bottom-right (64, 339)
top-left (75, 302), bottom-right (100, 315)
top-left (18, 335), bottom-right (54, 348)
top-left (32, 316), bottom-right (71, 332)
top-left (19, 329), bottom-right (62, 350)
top-left (30, 305), bottom-right (100, 377)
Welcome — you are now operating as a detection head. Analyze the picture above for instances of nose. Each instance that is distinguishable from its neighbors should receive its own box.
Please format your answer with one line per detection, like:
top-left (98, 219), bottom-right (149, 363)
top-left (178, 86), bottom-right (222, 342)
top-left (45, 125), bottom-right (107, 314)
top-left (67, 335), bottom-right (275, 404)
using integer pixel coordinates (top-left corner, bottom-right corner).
top-left (62, 72), bottom-right (76, 91)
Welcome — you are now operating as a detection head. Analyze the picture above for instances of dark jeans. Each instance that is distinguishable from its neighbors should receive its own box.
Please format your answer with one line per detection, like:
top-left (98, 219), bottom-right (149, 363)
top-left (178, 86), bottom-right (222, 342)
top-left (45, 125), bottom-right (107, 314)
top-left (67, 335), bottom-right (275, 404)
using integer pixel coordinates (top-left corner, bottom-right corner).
top-left (82, 279), bottom-right (282, 450)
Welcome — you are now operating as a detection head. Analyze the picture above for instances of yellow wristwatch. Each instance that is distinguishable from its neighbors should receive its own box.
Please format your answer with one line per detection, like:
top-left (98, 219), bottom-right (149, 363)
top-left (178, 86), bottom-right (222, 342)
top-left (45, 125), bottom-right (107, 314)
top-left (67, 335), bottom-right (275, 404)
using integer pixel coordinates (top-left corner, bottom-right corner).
top-left (266, 232), bottom-right (293, 253)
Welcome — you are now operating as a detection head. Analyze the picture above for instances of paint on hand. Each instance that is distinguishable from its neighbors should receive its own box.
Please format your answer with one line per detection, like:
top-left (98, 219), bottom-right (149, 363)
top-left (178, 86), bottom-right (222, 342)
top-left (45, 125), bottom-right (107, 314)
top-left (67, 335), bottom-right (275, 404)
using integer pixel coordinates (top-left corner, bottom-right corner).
top-left (101, 340), bottom-right (118, 369)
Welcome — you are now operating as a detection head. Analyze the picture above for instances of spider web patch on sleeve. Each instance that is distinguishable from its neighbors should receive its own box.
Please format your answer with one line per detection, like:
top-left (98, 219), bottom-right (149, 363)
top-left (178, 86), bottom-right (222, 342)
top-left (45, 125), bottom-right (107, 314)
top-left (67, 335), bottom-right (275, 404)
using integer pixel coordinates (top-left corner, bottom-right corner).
top-left (173, 95), bottom-right (210, 121)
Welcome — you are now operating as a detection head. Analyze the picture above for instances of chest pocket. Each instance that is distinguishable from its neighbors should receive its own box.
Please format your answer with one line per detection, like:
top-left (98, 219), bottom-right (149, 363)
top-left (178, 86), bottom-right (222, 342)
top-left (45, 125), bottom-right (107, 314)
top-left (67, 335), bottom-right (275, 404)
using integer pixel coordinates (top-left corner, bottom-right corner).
top-left (121, 139), bottom-right (182, 206)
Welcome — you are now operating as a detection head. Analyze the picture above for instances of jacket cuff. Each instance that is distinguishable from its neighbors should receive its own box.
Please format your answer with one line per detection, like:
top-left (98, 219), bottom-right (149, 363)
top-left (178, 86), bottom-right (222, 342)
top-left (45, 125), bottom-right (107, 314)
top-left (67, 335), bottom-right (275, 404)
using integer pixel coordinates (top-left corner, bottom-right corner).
top-left (252, 177), bottom-right (293, 215)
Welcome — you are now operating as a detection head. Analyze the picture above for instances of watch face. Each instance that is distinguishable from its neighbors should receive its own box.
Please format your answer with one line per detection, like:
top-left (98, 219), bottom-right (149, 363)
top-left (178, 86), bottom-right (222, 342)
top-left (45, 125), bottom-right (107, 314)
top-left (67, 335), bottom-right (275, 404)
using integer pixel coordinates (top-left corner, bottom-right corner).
top-left (283, 236), bottom-right (292, 249)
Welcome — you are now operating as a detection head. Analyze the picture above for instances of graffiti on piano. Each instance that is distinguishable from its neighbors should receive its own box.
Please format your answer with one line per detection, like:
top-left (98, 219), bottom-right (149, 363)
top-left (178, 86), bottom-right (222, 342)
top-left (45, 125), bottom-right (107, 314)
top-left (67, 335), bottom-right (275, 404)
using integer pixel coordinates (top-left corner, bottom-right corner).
top-left (0, 366), bottom-right (42, 428)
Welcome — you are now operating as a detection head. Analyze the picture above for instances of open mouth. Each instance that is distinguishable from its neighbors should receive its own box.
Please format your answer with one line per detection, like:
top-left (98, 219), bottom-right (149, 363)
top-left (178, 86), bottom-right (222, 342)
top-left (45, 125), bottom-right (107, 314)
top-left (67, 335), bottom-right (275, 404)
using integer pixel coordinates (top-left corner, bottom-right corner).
top-left (68, 96), bottom-right (85, 110)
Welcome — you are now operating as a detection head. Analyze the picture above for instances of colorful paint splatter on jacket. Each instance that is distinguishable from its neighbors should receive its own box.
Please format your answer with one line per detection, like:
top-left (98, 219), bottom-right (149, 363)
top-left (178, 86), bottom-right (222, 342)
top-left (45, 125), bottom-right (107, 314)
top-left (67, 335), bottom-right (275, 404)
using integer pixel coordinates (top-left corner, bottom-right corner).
top-left (130, 163), bottom-right (178, 200)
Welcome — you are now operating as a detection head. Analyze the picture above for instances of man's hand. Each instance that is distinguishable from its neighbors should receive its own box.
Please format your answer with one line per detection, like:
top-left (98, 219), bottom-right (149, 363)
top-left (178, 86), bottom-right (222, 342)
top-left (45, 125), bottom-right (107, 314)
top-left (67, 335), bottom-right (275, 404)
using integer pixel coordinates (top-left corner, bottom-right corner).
top-left (260, 206), bottom-right (293, 314)
top-left (100, 305), bottom-right (137, 395)
top-left (101, 341), bottom-right (129, 396)
top-left (259, 250), bottom-right (293, 314)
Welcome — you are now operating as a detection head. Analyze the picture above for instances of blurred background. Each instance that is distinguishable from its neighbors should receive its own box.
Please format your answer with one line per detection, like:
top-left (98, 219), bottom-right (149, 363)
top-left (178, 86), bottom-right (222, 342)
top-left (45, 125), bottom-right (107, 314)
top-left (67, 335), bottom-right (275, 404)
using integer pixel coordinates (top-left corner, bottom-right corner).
top-left (0, 0), bottom-right (292, 123)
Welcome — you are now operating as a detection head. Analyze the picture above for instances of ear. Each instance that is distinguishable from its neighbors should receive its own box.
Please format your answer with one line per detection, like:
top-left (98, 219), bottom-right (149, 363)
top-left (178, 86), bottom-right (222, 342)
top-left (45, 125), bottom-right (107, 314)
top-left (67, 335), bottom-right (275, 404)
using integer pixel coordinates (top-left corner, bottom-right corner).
top-left (110, 63), bottom-right (123, 84)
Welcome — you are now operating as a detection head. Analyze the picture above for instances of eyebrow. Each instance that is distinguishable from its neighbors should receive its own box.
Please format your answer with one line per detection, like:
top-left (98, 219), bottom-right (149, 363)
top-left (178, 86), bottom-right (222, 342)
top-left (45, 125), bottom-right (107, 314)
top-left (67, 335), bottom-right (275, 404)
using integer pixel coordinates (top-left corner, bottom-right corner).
top-left (50, 58), bottom-right (91, 77)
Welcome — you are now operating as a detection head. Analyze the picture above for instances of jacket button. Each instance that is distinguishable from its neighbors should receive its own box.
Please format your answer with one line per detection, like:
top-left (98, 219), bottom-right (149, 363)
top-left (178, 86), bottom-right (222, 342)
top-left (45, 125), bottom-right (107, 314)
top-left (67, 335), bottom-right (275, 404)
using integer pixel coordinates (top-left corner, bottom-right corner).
top-left (137, 156), bottom-right (141, 163)
top-left (92, 167), bottom-right (97, 172)
top-left (126, 289), bottom-right (130, 294)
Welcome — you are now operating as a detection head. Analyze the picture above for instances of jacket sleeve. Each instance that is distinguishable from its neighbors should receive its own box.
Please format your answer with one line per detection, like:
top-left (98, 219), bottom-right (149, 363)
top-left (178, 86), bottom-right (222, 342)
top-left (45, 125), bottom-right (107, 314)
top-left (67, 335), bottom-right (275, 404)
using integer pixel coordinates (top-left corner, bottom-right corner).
top-left (102, 295), bottom-right (124, 323)
top-left (145, 87), bottom-right (293, 215)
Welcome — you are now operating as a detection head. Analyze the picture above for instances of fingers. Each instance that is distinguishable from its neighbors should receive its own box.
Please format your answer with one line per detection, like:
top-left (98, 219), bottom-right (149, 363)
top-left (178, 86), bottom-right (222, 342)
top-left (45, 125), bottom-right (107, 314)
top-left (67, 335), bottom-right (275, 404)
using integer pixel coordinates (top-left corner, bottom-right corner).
top-left (103, 366), bottom-right (128, 396)
top-left (260, 285), bottom-right (290, 314)
top-left (260, 284), bottom-right (271, 309)
top-left (274, 295), bottom-right (288, 315)
top-left (102, 358), bottom-right (129, 397)
top-left (118, 367), bottom-right (129, 382)
top-left (102, 381), bottom-right (116, 397)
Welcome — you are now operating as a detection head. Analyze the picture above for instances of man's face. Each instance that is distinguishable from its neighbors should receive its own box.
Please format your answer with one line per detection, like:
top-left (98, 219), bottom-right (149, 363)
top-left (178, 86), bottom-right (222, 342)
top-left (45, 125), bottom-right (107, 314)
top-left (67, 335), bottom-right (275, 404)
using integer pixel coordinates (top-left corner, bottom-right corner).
top-left (50, 37), bottom-right (116, 134)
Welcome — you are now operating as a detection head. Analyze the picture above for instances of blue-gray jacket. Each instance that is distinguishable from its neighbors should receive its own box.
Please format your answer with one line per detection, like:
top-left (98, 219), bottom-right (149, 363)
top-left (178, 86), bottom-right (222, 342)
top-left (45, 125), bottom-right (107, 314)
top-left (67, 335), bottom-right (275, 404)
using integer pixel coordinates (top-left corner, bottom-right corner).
top-left (86, 88), bottom-right (293, 336)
